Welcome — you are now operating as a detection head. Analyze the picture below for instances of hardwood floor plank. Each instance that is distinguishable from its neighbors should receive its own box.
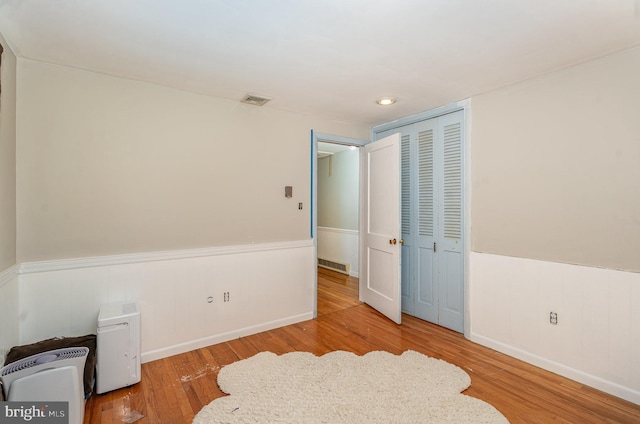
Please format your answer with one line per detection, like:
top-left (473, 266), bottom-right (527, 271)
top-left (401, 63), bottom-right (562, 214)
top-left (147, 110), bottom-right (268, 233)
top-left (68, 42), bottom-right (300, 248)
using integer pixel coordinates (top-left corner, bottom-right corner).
top-left (250, 328), bottom-right (298, 355)
top-left (225, 337), bottom-right (260, 360)
top-left (170, 350), bottom-right (217, 419)
top-left (317, 267), bottom-right (360, 316)
top-left (83, 268), bottom-right (640, 423)
top-left (203, 341), bottom-right (240, 367)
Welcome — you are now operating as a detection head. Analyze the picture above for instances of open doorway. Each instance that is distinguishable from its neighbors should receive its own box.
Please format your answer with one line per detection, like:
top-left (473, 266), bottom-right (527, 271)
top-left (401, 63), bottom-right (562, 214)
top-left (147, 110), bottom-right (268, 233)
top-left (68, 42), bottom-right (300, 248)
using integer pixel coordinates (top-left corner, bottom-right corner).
top-left (316, 142), bottom-right (360, 316)
top-left (316, 142), bottom-right (359, 277)
top-left (311, 132), bottom-right (368, 317)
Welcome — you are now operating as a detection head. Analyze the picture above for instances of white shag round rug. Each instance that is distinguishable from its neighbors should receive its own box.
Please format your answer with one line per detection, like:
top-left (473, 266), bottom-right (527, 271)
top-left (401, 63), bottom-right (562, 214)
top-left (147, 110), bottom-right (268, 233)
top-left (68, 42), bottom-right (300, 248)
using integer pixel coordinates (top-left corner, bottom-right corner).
top-left (193, 350), bottom-right (509, 423)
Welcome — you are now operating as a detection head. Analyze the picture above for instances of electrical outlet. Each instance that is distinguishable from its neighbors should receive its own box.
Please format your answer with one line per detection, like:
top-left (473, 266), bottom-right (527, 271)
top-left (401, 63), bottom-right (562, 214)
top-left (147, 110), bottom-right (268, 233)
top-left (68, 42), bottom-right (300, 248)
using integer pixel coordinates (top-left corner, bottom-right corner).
top-left (224, 291), bottom-right (230, 302)
top-left (550, 311), bottom-right (558, 325)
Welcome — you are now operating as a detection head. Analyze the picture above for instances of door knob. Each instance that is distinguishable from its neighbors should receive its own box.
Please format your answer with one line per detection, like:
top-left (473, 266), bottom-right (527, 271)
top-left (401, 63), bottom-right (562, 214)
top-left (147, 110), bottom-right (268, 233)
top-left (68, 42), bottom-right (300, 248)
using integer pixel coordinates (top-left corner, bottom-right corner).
top-left (400, 239), bottom-right (404, 245)
top-left (389, 238), bottom-right (397, 245)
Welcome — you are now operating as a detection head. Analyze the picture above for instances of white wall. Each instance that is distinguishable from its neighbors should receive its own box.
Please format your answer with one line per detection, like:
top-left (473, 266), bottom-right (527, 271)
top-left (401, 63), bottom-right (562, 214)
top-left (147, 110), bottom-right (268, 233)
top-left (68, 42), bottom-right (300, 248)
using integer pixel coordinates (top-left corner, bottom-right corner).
top-left (317, 148), bottom-right (359, 275)
top-left (317, 149), bottom-right (359, 230)
top-left (0, 266), bottom-right (19, 362)
top-left (0, 33), bottom-right (19, 364)
top-left (470, 46), bottom-right (640, 404)
top-left (18, 240), bottom-right (315, 363)
top-left (0, 33), bottom-right (17, 272)
top-left (472, 46), bottom-right (640, 273)
top-left (15, 58), bottom-right (369, 262)
top-left (470, 252), bottom-right (640, 404)
top-left (317, 227), bottom-right (359, 277)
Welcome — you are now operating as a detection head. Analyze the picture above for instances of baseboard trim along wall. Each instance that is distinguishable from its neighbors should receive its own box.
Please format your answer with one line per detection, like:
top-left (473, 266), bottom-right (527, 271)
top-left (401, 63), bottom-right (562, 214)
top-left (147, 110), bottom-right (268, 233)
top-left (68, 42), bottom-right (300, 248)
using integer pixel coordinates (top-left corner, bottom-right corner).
top-left (16, 240), bottom-right (316, 364)
top-left (469, 251), bottom-right (640, 405)
top-left (471, 332), bottom-right (640, 405)
top-left (141, 312), bottom-right (313, 363)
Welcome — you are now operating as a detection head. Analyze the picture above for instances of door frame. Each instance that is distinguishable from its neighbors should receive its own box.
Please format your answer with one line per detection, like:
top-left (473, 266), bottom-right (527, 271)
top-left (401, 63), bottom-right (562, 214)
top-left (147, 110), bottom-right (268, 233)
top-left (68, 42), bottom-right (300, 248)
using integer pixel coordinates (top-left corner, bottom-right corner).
top-left (371, 99), bottom-right (471, 338)
top-left (311, 131), bottom-right (368, 318)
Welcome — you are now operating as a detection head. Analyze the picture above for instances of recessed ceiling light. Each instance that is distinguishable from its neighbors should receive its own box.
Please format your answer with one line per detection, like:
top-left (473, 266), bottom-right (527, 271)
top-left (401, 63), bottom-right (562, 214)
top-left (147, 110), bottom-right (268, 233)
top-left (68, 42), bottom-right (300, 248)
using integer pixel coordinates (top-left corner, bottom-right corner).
top-left (376, 97), bottom-right (397, 106)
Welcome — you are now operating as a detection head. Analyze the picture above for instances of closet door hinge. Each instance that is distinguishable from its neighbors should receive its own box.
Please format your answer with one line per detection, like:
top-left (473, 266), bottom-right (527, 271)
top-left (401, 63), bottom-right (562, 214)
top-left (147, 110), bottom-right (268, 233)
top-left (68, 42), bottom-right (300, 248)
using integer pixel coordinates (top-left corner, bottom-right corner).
top-left (433, 242), bottom-right (437, 253)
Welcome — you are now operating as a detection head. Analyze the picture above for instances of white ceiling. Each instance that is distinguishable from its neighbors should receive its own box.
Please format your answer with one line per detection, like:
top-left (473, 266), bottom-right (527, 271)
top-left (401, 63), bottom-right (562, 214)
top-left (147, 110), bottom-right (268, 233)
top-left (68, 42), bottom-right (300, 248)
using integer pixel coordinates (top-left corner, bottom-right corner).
top-left (318, 142), bottom-right (354, 158)
top-left (1, 0), bottom-right (640, 126)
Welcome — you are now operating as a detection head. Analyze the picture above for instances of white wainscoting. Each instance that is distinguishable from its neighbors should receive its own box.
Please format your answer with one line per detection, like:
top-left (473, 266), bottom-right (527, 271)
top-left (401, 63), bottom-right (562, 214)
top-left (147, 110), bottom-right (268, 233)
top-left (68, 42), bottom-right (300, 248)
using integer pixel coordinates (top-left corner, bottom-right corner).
top-left (469, 251), bottom-right (640, 404)
top-left (17, 240), bottom-right (316, 363)
top-left (0, 264), bottom-right (20, 363)
top-left (317, 226), bottom-right (359, 277)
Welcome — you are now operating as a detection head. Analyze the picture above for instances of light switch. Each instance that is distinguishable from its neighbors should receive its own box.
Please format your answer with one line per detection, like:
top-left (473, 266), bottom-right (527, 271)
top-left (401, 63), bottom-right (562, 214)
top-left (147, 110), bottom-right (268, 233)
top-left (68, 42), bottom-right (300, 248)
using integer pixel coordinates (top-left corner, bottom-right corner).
top-left (285, 186), bottom-right (293, 198)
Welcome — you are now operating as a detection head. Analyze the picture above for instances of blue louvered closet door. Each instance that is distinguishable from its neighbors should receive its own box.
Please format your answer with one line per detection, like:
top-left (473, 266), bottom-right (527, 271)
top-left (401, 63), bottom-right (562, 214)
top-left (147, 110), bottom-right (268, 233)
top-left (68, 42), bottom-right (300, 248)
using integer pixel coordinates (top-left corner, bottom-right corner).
top-left (375, 110), bottom-right (464, 333)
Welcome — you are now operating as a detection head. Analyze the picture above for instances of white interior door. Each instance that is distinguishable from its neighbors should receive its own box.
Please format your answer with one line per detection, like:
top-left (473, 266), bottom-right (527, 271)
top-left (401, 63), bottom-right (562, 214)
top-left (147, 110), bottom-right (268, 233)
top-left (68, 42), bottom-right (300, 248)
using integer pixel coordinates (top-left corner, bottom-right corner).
top-left (359, 133), bottom-right (401, 324)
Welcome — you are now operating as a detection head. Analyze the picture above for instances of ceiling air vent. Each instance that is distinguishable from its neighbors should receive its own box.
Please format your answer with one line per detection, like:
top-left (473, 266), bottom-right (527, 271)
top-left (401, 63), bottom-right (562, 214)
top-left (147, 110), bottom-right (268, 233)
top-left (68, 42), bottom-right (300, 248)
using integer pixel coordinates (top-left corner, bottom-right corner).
top-left (241, 94), bottom-right (271, 106)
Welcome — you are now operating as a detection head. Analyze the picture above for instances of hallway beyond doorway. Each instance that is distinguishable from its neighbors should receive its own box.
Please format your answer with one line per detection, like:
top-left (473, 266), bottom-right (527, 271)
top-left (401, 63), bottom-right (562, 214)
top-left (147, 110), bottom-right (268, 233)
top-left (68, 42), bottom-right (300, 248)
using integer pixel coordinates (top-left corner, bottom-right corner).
top-left (317, 267), bottom-right (359, 316)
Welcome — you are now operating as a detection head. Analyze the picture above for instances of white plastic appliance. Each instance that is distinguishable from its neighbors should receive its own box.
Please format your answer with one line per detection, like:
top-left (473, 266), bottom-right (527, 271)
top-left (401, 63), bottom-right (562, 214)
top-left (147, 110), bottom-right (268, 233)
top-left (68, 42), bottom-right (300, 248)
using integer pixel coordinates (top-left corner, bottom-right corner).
top-left (0, 347), bottom-right (89, 424)
top-left (96, 302), bottom-right (141, 394)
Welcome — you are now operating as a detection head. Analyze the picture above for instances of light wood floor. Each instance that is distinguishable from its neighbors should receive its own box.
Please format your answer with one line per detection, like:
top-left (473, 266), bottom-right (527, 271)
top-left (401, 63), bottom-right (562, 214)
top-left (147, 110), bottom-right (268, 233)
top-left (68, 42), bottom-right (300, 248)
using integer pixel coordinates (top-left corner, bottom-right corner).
top-left (84, 268), bottom-right (640, 423)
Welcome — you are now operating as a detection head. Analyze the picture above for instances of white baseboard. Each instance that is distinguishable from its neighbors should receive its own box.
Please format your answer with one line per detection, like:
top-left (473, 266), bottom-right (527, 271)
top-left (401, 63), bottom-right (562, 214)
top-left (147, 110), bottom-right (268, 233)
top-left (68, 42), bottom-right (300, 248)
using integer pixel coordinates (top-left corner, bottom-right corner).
top-left (141, 312), bottom-right (313, 363)
top-left (470, 251), bottom-right (640, 405)
top-left (470, 332), bottom-right (640, 405)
